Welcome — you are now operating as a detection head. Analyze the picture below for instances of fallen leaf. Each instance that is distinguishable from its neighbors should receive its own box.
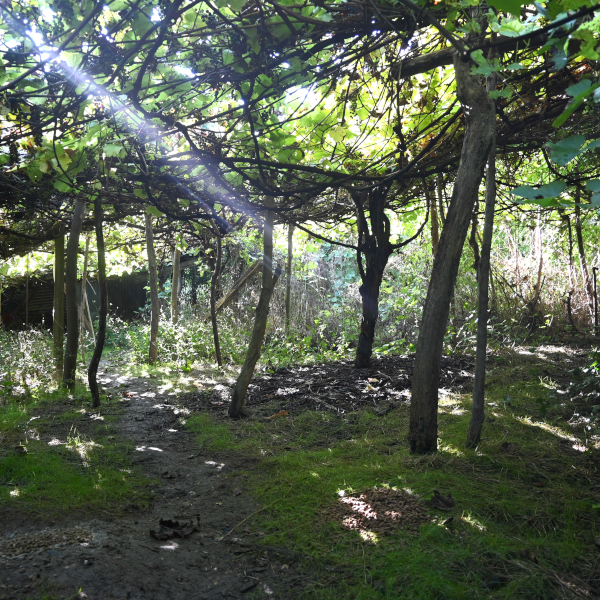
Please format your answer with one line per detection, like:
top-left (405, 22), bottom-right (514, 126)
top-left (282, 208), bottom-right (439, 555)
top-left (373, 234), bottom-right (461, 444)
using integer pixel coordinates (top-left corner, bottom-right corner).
top-left (267, 410), bottom-right (289, 420)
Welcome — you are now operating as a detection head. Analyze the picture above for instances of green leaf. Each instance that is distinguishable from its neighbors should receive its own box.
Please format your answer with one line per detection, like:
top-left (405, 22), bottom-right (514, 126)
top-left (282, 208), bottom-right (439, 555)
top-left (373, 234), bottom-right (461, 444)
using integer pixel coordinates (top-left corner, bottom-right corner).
top-left (329, 126), bottom-right (346, 143)
top-left (553, 83), bottom-right (598, 128)
top-left (104, 144), bottom-right (125, 158)
top-left (132, 13), bottom-right (153, 37)
top-left (146, 206), bottom-right (163, 217)
top-left (511, 181), bottom-right (567, 199)
top-left (566, 80), bottom-right (592, 97)
top-left (586, 179), bottom-right (600, 192)
top-left (546, 134), bottom-right (586, 165)
top-left (487, 0), bottom-right (525, 16)
top-left (489, 88), bottom-right (512, 99)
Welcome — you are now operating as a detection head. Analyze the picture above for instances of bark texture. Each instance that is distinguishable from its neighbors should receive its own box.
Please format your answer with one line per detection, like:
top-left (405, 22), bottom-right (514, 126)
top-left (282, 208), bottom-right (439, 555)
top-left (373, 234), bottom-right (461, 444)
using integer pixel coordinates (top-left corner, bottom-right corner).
top-left (79, 235), bottom-right (91, 363)
top-left (210, 230), bottom-right (223, 366)
top-left (353, 187), bottom-right (393, 369)
top-left (88, 197), bottom-right (108, 408)
top-left (410, 55), bottom-right (494, 453)
top-left (575, 202), bottom-right (594, 317)
top-left (53, 226), bottom-right (65, 380)
top-left (285, 224), bottom-right (294, 336)
top-left (229, 199), bottom-right (277, 418)
top-left (63, 200), bottom-right (86, 389)
top-left (145, 214), bottom-right (160, 364)
top-left (467, 72), bottom-right (497, 448)
top-left (171, 248), bottom-right (181, 324)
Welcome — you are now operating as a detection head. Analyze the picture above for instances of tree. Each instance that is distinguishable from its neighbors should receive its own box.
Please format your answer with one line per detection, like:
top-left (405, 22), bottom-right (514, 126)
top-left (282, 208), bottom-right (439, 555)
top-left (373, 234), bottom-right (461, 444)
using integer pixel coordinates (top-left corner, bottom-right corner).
top-left (410, 55), bottom-right (494, 453)
top-left (63, 200), bottom-right (86, 390)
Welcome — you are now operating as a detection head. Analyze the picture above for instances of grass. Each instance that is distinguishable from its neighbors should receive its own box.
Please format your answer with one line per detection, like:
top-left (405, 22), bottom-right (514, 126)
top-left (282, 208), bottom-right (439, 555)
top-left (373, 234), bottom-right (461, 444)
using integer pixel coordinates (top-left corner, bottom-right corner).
top-left (184, 357), bottom-right (599, 600)
top-left (0, 385), bottom-right (150, 516)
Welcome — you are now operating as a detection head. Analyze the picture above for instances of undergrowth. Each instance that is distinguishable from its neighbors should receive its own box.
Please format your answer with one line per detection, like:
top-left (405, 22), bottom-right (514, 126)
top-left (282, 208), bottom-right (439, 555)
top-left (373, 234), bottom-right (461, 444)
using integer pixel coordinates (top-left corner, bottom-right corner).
top-left (185, 355), bottom-right (599, 600)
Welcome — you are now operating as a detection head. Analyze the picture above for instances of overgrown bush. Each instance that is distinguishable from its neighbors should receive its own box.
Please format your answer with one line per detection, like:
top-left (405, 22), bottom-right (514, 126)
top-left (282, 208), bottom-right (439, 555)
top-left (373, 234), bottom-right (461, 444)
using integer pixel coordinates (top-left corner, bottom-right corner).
top-left (0, 328), bottom-right (55, 397)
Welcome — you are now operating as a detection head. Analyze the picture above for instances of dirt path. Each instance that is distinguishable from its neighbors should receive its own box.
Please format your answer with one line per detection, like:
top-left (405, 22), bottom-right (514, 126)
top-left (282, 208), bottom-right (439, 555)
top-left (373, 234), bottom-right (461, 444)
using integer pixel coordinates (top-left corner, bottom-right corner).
top-left (0, 365), bottom-right (304, 600)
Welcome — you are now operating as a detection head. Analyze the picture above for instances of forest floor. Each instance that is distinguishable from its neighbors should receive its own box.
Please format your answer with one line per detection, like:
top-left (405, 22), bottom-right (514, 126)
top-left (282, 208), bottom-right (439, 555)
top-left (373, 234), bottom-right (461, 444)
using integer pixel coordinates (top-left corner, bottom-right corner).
top-left (0, 342), bottom-right (599, 599)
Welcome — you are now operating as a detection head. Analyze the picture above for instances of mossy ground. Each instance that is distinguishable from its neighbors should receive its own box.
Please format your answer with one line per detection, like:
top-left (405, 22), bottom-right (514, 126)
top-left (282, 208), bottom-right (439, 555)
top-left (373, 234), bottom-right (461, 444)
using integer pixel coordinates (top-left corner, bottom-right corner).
top-left (0, 384), bottom-right (150, 518)
top-left (186, 346), bottom-right (599, 599)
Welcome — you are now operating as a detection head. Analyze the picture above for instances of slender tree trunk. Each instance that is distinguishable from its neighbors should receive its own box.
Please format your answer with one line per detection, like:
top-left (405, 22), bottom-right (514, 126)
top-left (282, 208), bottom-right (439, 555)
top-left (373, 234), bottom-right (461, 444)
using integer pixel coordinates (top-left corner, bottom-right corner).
top-left (530, 209), bottom-right (544, 319)
top-left (355, 249), bottom-right (390, 368)
top-left (467, 70), bottom-right (497, 448)
top-left (88, 197), bottom-right (108, 408)
top-left (437, 173), bottom-right (446, 225)
top-left (285, 224), bottom-right (294, 336)
top-left (469, 210), bottom-right (480, 276)
top-left (63, 200), bottom-right (86, 389)
top-left (210, 229), bottom-right (223, 366)
top-left (594, 267), bottom-right (599, 335)
top-left (574, 202), bottom-right (594, 318)
top-left (171, 248), bottom-right (181, 324)
top-left (25, 255), bottom-right (29, 328)
top-left (79, 235), bottom-right (91, 363)
top-left (560, 210), bottom-right (576, 290)
top-left (229, 198), bottom-right (278, 418)
top-left (409, 55), bottom-right (494, 453)
top-left (53, 226), bottom-right (65, 380)
top-left (145, 214), bottom-right (160, 364)
top-left (427, 182), bottom-right (439, 256)
top-left (352, 187), bottom-right (395, 368)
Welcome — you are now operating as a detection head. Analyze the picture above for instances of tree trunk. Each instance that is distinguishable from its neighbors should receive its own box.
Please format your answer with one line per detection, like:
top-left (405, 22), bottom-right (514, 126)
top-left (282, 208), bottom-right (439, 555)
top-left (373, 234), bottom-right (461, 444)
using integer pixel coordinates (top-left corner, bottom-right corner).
top-left (171, 248), bottom-right (181, 324)
top-left (88, 197), bottom-right (108, 408)
top-left (574, 202), bottom-right (594, 318)
top-left (79, 235), bottom-right (91, 363)
top-left (352, 187), bottom-right (394, 369)
top-left (559, 210), bottom-right (576, 291)
top-left (210, 229), bottom-right (223, 366)
top-left (63, 200), bottom-right (86, 389)
top-left (53, 226), bottom-right (65, 380)
top-left (427, 182), bottom-right (439, 256)
top-left (409, 55), bottom-right (494, 453)
top-left (467, 69), bottom-right (497, 448)
top-left (229, 198), bottom-right (277, 418)
top-left (285, 224), bottom-right (294, 336)
top-left (468, 209), bottom-right (480, 276)
top-left (529, 209), bottom-right (544, 320)
top-left (437, 173), bottom-right (446, 225)
top-left (355, 249), bottom-right (390, 368)
top-left (25, 255), bottom-right (29, 328)
top-left (145, 213), bottom-right (160, 364)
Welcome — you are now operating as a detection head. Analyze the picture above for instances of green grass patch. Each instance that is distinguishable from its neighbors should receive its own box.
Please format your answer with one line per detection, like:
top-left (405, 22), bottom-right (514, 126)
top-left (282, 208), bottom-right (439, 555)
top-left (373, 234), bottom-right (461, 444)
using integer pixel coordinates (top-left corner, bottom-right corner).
top-left (0, 387), bottom-right (150, 516)
top-left (186, 368), bottom-right (599, 599)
